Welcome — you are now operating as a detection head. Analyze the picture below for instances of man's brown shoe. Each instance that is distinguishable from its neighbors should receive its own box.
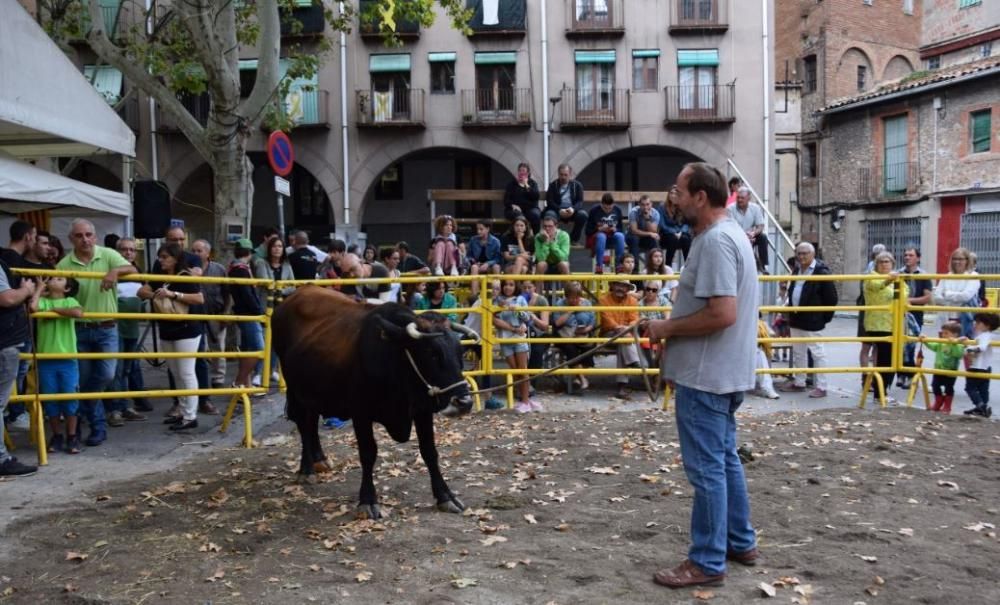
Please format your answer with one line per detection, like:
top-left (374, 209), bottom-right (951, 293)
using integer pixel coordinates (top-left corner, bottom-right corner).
top-left (199, 401), bottom-right (220, 415)
top-left (727, 547), bottom-right (760, 566)
top-left (652, 560), bottom-right (724, 589)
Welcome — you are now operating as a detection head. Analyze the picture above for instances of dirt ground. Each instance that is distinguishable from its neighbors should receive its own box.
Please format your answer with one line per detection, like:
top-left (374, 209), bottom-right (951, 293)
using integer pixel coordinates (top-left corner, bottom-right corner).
top-left (1, 404), bottom-right (999, 605)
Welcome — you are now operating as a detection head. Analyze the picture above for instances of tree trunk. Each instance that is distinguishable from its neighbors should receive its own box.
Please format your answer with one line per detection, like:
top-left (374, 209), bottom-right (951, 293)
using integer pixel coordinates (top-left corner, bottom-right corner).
top-left (211, 142), bottom-right (253, 256)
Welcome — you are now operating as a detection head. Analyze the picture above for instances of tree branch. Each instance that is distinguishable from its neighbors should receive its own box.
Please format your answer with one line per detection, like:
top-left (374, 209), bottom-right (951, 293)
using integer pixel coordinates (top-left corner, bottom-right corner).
top-left (174, 0), bottom-right (237, 107)
top-left (238, 0), bottom-right (281, 127)
top-left (84, 0), bottom-right (214, 163)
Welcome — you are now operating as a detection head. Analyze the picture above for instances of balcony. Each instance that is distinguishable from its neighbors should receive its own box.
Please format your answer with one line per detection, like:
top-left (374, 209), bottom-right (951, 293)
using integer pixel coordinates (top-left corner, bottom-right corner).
top-left (857, 162), bottom-right (921, 201)
top-left (558, 88), bottom-right (630, 130)
top-left (566, 0), bottom-right (624, 38)
top-left (668, 0), bottom-right (729, 34)
top-left (356, 89), bottom-right (425, 128)
top-left (461, 88), bottom-right (532, 128)
top-left (281, 4), bottom-right (326, 37)
top-left (358, 0), bottom-right (420, 40)
top-left (663, 84), bottom-right (735, 126)
top-left (466, 0), bottom-right (527, 38)
top-left (157, 93), bottom-right (210, 133)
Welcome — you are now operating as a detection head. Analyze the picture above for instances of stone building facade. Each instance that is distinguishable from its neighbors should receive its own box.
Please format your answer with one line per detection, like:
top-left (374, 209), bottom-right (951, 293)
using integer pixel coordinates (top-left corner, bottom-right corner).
top-left (31, 0), bottom-right (775, 254)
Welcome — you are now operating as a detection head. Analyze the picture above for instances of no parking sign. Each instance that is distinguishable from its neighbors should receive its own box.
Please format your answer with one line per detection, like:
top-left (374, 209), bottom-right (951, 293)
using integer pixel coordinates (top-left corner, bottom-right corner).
top-left (267, 131), bottom-right (294, 177)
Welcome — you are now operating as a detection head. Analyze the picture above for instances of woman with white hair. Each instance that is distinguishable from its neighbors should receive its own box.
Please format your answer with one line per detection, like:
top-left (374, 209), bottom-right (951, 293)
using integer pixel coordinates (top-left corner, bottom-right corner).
top-left (933, 247), bottom-right (981, 337)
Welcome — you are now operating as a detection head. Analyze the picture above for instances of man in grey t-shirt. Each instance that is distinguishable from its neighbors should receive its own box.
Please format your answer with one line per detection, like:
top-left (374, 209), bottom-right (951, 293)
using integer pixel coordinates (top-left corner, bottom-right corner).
top-left (727, 187), bottom-right (768, 272)
top-left (645, 162), bottom-right (759, 589)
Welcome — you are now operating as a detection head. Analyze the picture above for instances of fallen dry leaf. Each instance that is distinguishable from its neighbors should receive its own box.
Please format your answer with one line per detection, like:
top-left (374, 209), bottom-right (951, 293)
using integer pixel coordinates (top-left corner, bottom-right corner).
top-left (64, 551), bottom-right (88, 563)
top-left (62, 584), bottom-right (78, 593)
top-left (355, 571), bottom-right (372, 583)
top-left (480, 536), bottom-right (508, 546)
top-left (450, 577), bottom-right (478, 588)
top-left (938, 480), bottom-right (960, 491)
top-left (523, 514), bottom-right (537, 524)
top-left (95, 495), bottom-right (111, 502)
top-left (692, 588), bottom-right (715, 600)
top-left (586, 466), bottom-right (618, 475)
top-left (205, 568), bottom-right (225, 583)
top-left (554, 522), bottom-right (571, 532)
top-left (199, 542), bottom-right (221, 553)
top-left (854, 554), bottom-right (877, 563)
top-left (759, 582), bottom-right (777, 597)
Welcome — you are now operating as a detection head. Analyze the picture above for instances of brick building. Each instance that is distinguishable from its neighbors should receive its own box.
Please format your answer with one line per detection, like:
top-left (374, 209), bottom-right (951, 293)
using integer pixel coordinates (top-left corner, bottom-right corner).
top-left (23, 0), bottom-right (774, 256)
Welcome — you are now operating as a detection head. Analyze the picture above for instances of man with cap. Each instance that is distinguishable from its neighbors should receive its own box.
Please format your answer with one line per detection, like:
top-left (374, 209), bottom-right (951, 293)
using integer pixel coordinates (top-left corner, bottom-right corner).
top-left (597, 275), bottom-right (642, 399)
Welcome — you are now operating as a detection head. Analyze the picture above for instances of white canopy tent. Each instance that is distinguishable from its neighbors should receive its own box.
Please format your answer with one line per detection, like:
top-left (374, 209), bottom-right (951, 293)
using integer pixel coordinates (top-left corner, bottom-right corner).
top-left (0, 0), bottom-right (136, 238)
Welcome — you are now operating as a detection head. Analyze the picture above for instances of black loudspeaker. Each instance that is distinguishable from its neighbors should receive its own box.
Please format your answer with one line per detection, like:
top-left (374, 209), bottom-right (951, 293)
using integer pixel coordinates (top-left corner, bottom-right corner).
top-left (133, 180), bottom-right (171, 239)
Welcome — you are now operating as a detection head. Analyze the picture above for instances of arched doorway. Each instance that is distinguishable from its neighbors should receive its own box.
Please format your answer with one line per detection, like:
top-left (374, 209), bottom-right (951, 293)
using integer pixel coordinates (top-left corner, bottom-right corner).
top-left (574, 145), bottom-right (702, 194)
top-left (360, 147), bottom-right (515, 253)
top-left (171, 163), bottom-right (215, 244)
top-left (248, 152), bottom-right (334, 246)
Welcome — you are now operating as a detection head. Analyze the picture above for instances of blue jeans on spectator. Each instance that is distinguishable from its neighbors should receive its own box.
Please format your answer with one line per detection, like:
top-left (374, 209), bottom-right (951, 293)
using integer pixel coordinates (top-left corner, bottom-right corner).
top-left (38, 359), bottom-right (80, 418)
top-left (0, 346), bottom-right (22, 462)
top-left (109, 336), bottom-right (146, 411)
top-left (76, 324), bottom-right (118, 432)
top-left (674, 384), bottom-right (756, 576)
top-left (3, 341), bottom-right (31, 422)
top-left (593, 231), bottom-right (626, 270)
top-left (626, 233), bottom-right (659, 259)
top-left (239, 322), bottom-right (265, 376)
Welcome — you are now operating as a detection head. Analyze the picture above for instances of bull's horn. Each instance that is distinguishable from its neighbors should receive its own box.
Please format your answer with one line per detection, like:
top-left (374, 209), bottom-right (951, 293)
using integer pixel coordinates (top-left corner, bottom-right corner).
top-left (450, 322), bottom-right (481, 343)
top-left (405, 322), bottom-right (425, 339)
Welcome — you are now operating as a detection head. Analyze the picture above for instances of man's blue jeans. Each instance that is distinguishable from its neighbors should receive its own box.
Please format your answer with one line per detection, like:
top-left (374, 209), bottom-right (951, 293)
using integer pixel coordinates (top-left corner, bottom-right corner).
top-left (0, 346), bottom-right (21, 462)
top-left (3, 341), bottom-right (31, 422)
top-left (76, 324), bottom-right (119, 431)
top-left (674, 384), bottom-right (756, 575)
top-left (109, 336), bottom-right (146, 411)
top-left (593, 231), bottom-right (626, 270)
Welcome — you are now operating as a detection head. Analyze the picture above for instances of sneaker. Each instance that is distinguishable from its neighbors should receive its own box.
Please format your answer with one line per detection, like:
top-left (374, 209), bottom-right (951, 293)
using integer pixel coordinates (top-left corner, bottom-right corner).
top-left (529, 400), bottom-right (544, 412)
top-left (594, 266), bottom-right (604, 275)
top-left (514, 402), bottom-right (532, 414)
top-left (47, 434), bottom-right (65, 453)
top-left (323, 417), bottom-right (348, 429)
top-left (198, 401), bottom-right (219, 415)
top-left (271, 371), bottom-right (280, 383)
top-left (808, 388), bottom-right (827, 398)
top-left (450, 266), bottom-right (459, 277)
top-left (985, 407), bottom-right (993, 419)
top-left (484, 396), bottom-right (505, 410)
top-left (66, 434), bottom-right (81, 455)
top-left (7, 414), bottom-right (29, 431)
top-left (251, 374), bottom-right (262, 388)
top-left (0, 456), bottom-right (37, 477)
top-left (777, 382), bottom-right (807, 392)
top-left (107, 411), bottom-right (125, 427)
top-left (433, 266), bottom-right (444, 276)
top-left (163, 404), bottom-right (181, 418)
top-left (122, 408), bottom-right (146, 421)
top-left (763, 390), bottom-right (780, 400)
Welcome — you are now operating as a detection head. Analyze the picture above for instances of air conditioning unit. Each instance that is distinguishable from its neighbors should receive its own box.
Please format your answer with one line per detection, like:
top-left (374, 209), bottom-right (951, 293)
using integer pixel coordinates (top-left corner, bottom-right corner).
top-left (863, 0), bottom-right (873, 6)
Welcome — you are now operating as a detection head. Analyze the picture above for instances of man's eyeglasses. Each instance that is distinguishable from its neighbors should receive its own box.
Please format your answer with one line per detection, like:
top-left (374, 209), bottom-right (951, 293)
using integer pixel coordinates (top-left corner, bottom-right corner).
top-left (644, 287), bottom-right (659, 293)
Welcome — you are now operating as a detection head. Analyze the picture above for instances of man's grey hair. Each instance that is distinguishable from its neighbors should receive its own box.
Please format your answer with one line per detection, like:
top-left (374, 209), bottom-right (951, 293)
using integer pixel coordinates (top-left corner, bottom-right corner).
top-left (557, 163), bottom-right (572, 174)
top-left (796, 242), bottom-right (815, 254)
top-left (117, 237), bottom-right (136, 248)
top-left (193, 238), bottom-right (212, 252)
top-left (69, 218), bottom-right (95, 234)
top-left (871, 243), bottom-right (886, 255)
top-left (737, 186), bottom-right (751, 197)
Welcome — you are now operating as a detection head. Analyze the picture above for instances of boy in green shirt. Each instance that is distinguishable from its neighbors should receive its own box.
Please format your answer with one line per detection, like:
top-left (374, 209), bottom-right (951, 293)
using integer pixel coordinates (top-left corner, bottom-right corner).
top-left (919, 321), bottom-right (965, 414)
top-left (534, 214), bottom-right (571, 276)
top-left (29, 277), bottom-right (84, 453)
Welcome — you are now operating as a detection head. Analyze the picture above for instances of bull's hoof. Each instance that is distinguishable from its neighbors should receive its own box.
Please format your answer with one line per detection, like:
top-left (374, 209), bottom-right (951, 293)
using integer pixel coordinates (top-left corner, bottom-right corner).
top-left (296, 472), bottom-right (318, 485)
top-left (356, 503), bottom-right (382, 520)
top-left (441, 403), bottom-right (471, 418)
top-left (313, 459), bottom-right (332, 473)
top-left (436, 495), bottom-right (466, 514)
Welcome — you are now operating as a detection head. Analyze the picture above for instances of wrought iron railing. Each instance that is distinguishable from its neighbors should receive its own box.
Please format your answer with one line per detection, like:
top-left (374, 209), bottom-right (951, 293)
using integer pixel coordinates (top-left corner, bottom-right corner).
top-left (559, 88), bottom-right (630, 128)
top-left (857, 162), bottom-right (920, 200)
top-left (461, 88), bottom-right (532, 126)
top-left (356, 88), bottom-right (425, 126)
top-left (567, 0), bottom-right (624, 33)
top-left (663, 84), bottom-right (735, 124)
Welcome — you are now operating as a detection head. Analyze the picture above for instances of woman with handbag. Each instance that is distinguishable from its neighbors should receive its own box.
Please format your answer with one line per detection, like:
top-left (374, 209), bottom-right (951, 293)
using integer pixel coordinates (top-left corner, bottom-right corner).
top-left (138, 243), bottom-right (205, 431)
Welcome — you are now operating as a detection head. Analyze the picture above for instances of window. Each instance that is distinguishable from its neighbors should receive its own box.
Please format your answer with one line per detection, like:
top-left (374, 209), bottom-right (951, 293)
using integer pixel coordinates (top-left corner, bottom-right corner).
top-left (903, 0), bottom-right (914, 14)
top-left (883, 114), bottom-right (909, 193)
top-left (677, 49), bottom-right (719, 115)
top-left (981, 42), bottom-right (993, 58)
top-left (575, 50), bottom-right (616, 116)
top-left (803, 55), bottom-right (817, 93)
top-left (83, 65), bottom-right (123, 105)
top-left (238, 59), bottom-right (257, 98)
top-left (575, 0), bottom-right (612, 27)
top-left (862, 0), bottom-right (872, 6)
top-left (927, 56), bottom-right (940, 70)
top-left (369, 54), bottom-right (412, 121)
top-left (374, 163), bottom-right (403, 200)
top-left (475, 63), bottom-right (516, 112)
top-left (857, 65), bottom-right (867, 92)
top-left (959, 0), bottom-right (982, 8)
top-left (632, 50), bottom-right (659, 91)
top-left (804, 142), bottom-right (817, 178)
top-left (429, 53), bottom-right (455, 94)
top-left (971, 110), bottom-right (992, 153)
top-left (680, 0), bottom-right (716, 21)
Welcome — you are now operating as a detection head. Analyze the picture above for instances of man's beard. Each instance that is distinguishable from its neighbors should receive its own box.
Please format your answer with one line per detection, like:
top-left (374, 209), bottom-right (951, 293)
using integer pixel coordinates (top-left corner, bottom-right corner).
top-left (680, 212), bottom-right (698, 229)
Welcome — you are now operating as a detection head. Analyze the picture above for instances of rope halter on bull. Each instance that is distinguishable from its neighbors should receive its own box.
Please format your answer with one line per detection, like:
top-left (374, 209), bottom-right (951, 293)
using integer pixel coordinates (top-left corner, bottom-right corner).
top-left (404, 321), bottom-right (657, 403)
top-left (403, 321), bottom-right (484, 397)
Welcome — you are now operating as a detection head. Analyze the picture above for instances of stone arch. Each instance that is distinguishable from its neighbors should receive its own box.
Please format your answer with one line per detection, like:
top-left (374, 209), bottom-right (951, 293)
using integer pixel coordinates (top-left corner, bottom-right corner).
top-left (836, 47), bottom-right (875, 96)
top-left (571, 144), bottom-right (704, 195)
top-left (882, 55), bottom-right (915, 82)
top-left (66, 159), bottom-right (122, 191)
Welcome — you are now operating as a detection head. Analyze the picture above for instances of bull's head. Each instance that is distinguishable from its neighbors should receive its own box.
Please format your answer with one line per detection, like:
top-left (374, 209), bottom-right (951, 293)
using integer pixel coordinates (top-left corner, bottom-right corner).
top-left (376, 313), bottom-right (472, 416)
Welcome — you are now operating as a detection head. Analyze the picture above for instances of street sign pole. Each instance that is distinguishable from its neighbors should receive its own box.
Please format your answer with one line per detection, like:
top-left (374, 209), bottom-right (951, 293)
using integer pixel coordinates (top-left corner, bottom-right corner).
top-left (267, 132), bottom-right (295, 239)
top-left (277, 193), bottom-right (285, 241)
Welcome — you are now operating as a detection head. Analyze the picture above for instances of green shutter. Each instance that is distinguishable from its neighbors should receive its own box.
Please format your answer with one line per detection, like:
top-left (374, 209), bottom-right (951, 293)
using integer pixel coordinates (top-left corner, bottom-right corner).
top-left (369, 54), bottom-right (411, 73)
top-left (884, 115), bottom-right (908, 193)
top-left (428, 52), bottom-right (457, 63)
top-left (677, 50), bottom-right (719, 67)
top-left (474, 52), bottom-right (517, 65)
top-left (279, 58), bottom-right (320, 125)
top-left (238, 59), bottom-right (258, 71)
top-left (575, 50), bottom-right (616, 64)
top-left (294, 0), bottom-right (313, 6)
top-left (971, 110), bottom-right (992, 153)
top-left (632, 49), bottom-right (661, 58)
top-left (959, 0), bottom-right (981, 9)
top-left (83, 65), bottom-right (123, 105)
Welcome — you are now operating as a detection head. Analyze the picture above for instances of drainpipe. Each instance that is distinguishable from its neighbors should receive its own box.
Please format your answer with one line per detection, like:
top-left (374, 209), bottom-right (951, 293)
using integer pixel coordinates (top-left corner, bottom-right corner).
top-left (540, 0), bottom-right (550, 181)
top-left (340, 1), bottom-right (351, 226)
top-left (146, 0), bottom-right (158, 182)
top-left (761, 0), bottom-right (770, 211)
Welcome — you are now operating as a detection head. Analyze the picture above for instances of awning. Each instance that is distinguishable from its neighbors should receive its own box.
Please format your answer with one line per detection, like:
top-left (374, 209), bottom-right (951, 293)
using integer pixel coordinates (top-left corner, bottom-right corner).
top-left (0, 151), bottom-right (130, 216)
top-left (474, 51), bottom-right (517, 65)
top-left (677, 50), bottom-right (720, 67)
top-left (428, 52), bottom-right (457, 63)
top-left (633, 49), bottom-right (661, 58)
top-left (83, 65), bottom-right (124, 105)
top-left (0, 0), bottom-right (135, 158)
top-left (575, 50), bottom-right (616, 64)
top-left (369, 54), bottom-right (411, 72)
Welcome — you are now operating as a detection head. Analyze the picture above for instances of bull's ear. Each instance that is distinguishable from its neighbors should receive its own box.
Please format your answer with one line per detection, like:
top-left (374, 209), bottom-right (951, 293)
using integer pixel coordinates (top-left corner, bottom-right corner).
top-left (375, 316), bottom-right (406, 341)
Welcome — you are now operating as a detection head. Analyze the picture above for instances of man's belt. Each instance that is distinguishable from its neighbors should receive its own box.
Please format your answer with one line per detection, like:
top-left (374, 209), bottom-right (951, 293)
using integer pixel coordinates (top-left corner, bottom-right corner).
top-left (78, 320), bottom-right (117, 328)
